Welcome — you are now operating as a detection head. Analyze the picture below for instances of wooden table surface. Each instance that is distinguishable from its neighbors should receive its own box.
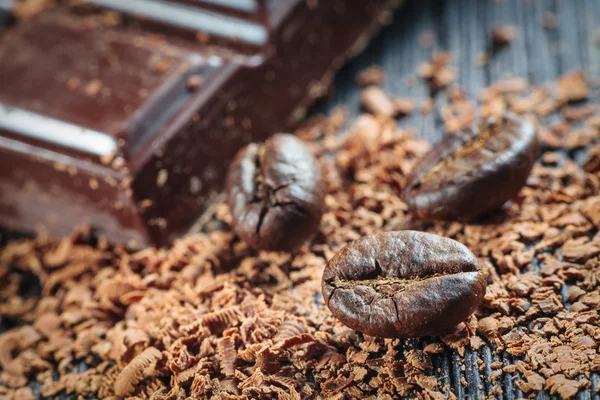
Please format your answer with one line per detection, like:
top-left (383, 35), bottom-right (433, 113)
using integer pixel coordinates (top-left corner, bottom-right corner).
top-left (1, 0), bottom-right (600, 398)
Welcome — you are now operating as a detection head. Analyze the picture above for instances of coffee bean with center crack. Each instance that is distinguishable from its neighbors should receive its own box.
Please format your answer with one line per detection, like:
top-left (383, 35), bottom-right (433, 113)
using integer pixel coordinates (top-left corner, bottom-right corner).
top-left (322, 231), bottom-right (486, 338)
top-left (226, 134), bottom-right (325, 252)
top-left (403, 113), bottom-right (539, 221)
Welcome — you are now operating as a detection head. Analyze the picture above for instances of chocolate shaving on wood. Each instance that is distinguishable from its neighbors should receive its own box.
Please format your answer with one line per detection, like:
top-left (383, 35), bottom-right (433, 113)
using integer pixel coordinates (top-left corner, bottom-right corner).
top-left (556, 70), bottom-right (589, 105)
top-left (418, 51), bottom-right (456, 92)
top-left (217, 336), bottom-right (237, 376)
top-left (360, 86), bottom-right (397, 117)
top-left (113, 347), bottom-right (162, 397)
top-left (356, 65), bottom-right (385, 86)
top-left (490, 25), bottom-right (518, 49)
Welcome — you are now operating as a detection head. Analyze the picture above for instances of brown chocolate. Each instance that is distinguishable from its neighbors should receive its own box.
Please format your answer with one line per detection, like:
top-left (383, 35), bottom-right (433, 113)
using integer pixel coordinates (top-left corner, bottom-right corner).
top-left (0, 0), bottom-right (401, 246)
top-left (1, 70), bottom-right (600, 399)
top-left (6, 4), bottom-right (600, 399)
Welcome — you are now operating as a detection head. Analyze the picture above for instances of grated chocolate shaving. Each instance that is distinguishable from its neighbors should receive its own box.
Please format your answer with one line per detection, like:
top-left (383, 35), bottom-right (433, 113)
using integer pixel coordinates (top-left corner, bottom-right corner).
top-left (1, 68), bottom-right (600, 399)
top-left (418, 51), bottom-right (456, 93)
top-left (113, 346), bottom-right (162, 397)
top-left (356, 65), bottom-right (385, 86)
top-left (490, 24), bottom-right (518, 48)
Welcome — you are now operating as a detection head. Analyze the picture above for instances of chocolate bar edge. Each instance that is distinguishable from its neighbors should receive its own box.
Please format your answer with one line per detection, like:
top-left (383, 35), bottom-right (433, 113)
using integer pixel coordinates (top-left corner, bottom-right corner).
top-left (0, 0), bottom-right (403, 247)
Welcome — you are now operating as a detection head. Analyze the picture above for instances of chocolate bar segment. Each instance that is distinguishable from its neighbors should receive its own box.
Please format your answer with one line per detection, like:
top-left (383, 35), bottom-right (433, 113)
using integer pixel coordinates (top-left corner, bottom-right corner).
top-left (0, 0), bottom-right (401, 247)
top-left (0, 12), bottom-right (213, 157)
top-left (0, 10), bottom-right (224, 246)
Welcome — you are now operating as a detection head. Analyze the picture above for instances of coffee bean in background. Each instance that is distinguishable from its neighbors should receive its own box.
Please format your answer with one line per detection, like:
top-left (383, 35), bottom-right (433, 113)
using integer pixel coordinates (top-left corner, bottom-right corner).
top-left (322, 231), bottom-right (486, 338)
top-left (403, 113), bottom-right (539, 221)
top-left (226, 134), bottom-right (325, 252)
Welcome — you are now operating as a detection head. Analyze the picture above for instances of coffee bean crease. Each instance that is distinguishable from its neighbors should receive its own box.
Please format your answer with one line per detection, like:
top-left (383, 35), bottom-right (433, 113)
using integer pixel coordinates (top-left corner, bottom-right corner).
top-left (404, 113), bottom-right (539, 221)
top-left (418, 122), bottom-right (501, 185)
top-left (226, 133), bottom-right (325, 252)
top-left (322, 231), bottom-right (486, 338)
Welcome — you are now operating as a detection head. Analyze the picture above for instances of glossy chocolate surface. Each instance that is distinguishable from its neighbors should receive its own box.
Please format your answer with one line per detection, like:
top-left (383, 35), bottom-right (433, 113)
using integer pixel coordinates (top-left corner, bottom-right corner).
top-left (0, 0), bottom-right (401, 246)
top-left (0, 12), bottom-right (209, 156)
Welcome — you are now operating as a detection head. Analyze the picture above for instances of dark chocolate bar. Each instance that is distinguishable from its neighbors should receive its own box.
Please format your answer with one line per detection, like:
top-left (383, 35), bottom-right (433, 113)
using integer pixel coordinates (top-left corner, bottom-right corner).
top-left (0, 0), bottom-right (401, 247)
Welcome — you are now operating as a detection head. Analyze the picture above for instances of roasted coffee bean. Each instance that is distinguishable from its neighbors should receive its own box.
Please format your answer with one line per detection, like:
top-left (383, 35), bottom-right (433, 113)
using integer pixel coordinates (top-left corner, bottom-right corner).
top-left (226, 134), bottom-right (325, 252)
top-left (403, 113), bottom-right (539, 221)
top-left (322, 231), bottom-right (486, 338)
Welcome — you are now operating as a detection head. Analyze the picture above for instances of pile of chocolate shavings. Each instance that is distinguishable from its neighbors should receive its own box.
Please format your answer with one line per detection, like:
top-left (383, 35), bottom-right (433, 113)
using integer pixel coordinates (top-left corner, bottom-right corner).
top-left (1, 69), bottom-right (600, 400)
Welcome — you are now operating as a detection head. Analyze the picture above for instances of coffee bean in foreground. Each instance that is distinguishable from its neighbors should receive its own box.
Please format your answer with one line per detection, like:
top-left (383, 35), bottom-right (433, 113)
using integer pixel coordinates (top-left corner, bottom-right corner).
top-left (322, 231), bottom-right (486, 338)
top-left (226, 134), bottom-right (325, 252)
top-left (404, 113), bottom-right (539, 221)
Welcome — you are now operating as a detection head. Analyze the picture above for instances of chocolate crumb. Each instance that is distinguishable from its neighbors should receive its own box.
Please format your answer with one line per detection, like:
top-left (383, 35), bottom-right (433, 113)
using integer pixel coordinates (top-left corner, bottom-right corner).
top-left (84, 79), bottom-right (102, 97)
top-left (418, 51), bottom-right (456, 92)
top-left (394, 98), bottom-right (416, 116)
top-left (542, 12), bottom-right (557, 29)
top-left (556, 70), bottom-right (589, 105)
top-left (66, 77), bottom-right (80, 91)
top-left (491, 25), bottom-right (518, 48)
top-left (418, 30), bottom-right (436, 48)
top-left (356, 65), bottom-right (385, 86)
top-left (156, 169), bottom-right (168, 188)
top-left (186, 75), bottom-right (202, 90)
top-left (360, 86), bottom-right (396, 117)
